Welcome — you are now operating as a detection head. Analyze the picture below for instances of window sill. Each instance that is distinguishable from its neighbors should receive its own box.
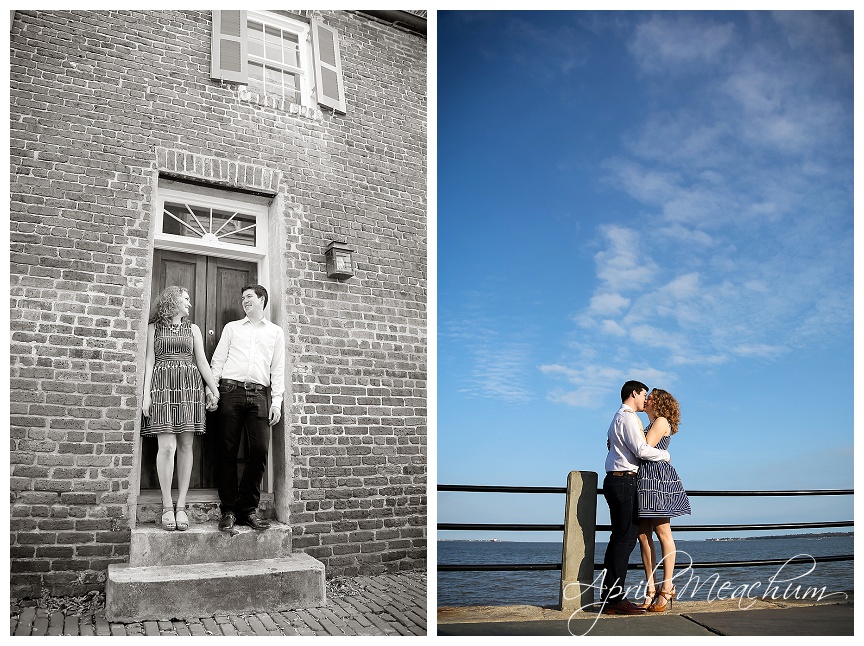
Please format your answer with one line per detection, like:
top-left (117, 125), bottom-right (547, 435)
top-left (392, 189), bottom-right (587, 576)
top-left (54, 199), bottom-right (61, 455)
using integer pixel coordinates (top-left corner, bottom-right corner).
top-left (238, 87), bottom-right (324, 122)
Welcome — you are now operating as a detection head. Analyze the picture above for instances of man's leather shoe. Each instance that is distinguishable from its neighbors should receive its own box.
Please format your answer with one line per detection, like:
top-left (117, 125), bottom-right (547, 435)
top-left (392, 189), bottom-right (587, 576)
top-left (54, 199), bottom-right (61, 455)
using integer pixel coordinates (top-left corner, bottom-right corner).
top-left (238, 513), bottom-right (270, 530)
top-left (603, 599), bottom-right (647, 615)
top-left (218, 511), bottom-right (235, 531)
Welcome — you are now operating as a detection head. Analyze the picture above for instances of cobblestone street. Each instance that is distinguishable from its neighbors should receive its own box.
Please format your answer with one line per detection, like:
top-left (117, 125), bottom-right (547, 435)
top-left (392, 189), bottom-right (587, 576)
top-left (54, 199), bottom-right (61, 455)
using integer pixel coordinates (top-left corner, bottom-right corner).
top-left (11, 572), bottom-right (427, 637)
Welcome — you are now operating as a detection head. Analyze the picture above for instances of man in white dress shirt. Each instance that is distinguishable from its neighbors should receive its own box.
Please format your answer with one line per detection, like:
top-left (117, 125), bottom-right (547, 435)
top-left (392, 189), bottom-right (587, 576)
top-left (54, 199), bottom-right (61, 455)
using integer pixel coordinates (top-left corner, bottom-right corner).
top-left (601, 380), bottom-right (670, 614)
top-left (209, 284), bottom-right (285, 531)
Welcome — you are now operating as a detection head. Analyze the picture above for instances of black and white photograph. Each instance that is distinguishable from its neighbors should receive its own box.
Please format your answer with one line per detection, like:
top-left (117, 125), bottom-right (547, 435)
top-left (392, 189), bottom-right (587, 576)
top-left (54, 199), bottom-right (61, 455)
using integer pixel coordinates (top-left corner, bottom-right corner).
top-left (8, 9), bottom-right (426, 635)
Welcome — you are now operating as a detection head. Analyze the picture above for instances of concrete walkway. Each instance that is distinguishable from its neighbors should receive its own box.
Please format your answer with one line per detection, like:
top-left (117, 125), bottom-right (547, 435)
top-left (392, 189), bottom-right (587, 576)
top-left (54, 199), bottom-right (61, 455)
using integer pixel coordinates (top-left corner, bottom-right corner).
top-left (11, 572), bottom-right (426, 637)
top-left (438, 592), bottom-right (853, 636)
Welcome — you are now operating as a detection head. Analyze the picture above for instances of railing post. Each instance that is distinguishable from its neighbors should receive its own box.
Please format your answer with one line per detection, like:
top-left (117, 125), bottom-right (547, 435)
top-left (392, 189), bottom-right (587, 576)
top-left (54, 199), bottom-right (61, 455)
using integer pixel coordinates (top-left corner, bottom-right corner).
top-left (559, 470), bottom-right (597, 612)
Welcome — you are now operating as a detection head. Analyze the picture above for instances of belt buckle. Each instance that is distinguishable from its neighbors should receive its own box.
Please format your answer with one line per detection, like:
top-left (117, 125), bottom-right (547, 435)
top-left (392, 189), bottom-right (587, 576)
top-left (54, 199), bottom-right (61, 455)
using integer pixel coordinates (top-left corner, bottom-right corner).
top-left (243, 381), bottom-right (255, 390)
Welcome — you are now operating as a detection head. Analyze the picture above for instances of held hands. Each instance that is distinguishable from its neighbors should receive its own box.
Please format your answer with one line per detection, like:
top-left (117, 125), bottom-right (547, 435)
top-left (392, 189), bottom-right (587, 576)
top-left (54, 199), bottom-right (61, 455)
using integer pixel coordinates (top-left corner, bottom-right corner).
top-left (142, 393), bottom-right (152, 418)
top-left (205, 391), bottom-right (220, 412)
top-left (200, 387), bottom-right (277, 421)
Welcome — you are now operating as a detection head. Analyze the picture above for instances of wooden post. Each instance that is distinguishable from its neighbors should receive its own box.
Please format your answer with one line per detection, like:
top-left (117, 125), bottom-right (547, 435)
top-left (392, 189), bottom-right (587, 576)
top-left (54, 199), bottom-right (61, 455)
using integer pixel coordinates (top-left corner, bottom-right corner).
top-left (559, 470), bottom-right (598, 611)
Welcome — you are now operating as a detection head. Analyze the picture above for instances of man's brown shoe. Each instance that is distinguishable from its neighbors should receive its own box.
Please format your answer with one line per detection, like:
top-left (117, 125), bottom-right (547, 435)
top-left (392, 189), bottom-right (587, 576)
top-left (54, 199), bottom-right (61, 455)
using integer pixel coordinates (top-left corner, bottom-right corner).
top-left (218, 511), bottom-right (235, 531)
top-left (603, 600), bottom-right (647, 615)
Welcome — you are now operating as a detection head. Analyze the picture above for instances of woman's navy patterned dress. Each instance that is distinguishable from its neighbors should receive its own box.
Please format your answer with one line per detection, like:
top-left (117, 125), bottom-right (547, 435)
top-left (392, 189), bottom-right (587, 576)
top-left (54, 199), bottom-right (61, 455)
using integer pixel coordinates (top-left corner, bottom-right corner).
top-left (637, 423), bottom-right (690, 518)
top-left (141, 322), bottom-right (206, 436)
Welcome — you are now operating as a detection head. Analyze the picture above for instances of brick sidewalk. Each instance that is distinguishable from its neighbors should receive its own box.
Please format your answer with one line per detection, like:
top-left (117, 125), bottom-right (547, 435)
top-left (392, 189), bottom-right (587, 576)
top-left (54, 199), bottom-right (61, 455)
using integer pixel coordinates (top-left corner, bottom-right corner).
top-left (10, 572), bottom-right (427, 637)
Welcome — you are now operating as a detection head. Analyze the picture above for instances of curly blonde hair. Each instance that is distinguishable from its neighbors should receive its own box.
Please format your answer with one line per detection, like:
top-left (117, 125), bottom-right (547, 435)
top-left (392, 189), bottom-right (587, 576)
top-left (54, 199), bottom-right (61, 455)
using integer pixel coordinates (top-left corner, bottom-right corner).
top-left (148, 286), bottom-right (188, 326)
top-left (650, 388), bottom-right (681, 435)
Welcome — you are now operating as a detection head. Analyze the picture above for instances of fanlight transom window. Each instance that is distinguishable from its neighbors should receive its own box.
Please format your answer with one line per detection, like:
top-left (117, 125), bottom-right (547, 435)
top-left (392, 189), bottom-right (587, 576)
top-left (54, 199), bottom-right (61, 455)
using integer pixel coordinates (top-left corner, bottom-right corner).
top-left (162, 201), bottom-right (257, 248)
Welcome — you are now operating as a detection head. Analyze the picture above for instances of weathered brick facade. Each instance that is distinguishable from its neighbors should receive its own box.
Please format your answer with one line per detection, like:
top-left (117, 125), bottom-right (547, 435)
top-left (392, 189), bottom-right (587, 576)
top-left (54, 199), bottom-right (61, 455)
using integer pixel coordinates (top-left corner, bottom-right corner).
top-left (9, 10), bottom-right (426, 597)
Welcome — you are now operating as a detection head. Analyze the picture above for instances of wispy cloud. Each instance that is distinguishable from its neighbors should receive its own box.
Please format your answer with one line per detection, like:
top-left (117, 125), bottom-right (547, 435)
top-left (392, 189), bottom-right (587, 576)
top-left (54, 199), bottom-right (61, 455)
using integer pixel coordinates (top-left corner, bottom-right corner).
top-left (629, 14), bottom-right (736, 75)
top-left (540, 363), bottom-right (676, 409)
top-left (544, 11), bottom-right (852, 409)
top-left (511, 19), bottom-right (590, 76)
top-left (465, 340), bottom-right (534, 402)
top-left (466, 13), bottom-right (591, 77)
top-left (442, 295), bottom-right (536, 403)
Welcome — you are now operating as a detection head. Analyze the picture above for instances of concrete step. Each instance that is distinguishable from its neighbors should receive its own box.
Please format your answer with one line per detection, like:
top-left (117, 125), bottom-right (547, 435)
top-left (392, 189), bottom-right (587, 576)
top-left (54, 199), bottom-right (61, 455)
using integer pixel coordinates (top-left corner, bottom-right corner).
top-left (106, 553), bottom-right (326, 622)
top-left (130, 521), bottom-right (292, 567)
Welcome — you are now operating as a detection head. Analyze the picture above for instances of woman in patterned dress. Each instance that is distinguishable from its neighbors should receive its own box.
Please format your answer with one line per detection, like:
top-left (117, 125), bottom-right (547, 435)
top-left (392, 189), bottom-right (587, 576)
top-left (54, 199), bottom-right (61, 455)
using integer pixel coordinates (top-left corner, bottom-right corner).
top-left (141, 286), bottom-right (219, 531)
top-left (636, 388), bottom-right (690, 612)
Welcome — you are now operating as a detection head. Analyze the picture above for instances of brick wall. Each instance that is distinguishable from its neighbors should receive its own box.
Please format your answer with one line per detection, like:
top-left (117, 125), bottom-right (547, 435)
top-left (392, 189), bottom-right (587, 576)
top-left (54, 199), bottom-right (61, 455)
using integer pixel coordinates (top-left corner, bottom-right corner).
top-left (9, 9), bottom-right (426, 597)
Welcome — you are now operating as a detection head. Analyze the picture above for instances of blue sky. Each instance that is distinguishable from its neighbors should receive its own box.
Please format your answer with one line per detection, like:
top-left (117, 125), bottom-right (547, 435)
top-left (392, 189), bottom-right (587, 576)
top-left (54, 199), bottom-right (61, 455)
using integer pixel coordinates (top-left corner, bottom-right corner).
top-left (436, 10), bottom-right (854, 542)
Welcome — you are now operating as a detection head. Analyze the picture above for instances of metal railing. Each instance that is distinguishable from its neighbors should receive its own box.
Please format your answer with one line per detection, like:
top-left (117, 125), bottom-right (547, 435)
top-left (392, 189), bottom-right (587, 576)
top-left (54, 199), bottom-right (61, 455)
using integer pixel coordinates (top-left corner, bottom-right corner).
top-left (438, 482), bottom-right (854, 572)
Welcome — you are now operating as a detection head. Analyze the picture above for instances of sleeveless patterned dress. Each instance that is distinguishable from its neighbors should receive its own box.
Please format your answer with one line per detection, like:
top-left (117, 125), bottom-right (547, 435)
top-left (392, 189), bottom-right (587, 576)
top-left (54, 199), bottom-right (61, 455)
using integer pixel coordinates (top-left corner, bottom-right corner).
top-left (637, 423), bottom-right (690, 518)
top-left (141, 321), bottom-right (206, 436)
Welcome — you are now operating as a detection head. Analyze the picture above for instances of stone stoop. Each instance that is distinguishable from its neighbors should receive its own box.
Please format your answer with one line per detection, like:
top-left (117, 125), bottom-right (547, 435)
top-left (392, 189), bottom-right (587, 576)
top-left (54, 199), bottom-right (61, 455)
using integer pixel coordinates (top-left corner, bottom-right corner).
top-left (129, 523), bottom-right (294, 567)
top-left (105, 522), bottom-right (326, 622)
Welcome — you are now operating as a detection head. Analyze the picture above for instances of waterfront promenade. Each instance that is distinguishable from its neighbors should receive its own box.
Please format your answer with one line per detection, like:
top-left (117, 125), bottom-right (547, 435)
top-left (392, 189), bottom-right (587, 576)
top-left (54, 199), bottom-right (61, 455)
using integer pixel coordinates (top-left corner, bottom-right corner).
top-left (10, 572), bottom-right (426, 637)
top-left (438, 591), bottom-right (853, 636)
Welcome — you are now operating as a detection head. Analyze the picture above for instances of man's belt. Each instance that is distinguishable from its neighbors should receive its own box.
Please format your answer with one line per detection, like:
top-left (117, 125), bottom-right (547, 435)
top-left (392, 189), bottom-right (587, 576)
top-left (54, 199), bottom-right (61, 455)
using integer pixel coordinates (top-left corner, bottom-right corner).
top-left (607, 471), bottom-right (638, 477)
top-left (221, 379), bottom-right (266, 391)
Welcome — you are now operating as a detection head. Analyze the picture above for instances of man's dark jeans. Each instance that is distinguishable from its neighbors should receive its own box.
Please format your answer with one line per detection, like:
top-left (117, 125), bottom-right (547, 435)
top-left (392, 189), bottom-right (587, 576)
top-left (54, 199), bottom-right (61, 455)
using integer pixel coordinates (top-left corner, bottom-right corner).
top-left (216, 383), bottom-right (270, 517)
top-left (601, 473), bottom-right (640, 604)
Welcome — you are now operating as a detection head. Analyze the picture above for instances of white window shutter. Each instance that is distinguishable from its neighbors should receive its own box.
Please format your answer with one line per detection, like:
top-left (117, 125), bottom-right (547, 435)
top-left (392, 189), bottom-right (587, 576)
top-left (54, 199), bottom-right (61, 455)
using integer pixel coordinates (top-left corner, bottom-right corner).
top-left (211, 10), bottom-right (248, 83)
top-left (311, 18), bottom-right (346, 113)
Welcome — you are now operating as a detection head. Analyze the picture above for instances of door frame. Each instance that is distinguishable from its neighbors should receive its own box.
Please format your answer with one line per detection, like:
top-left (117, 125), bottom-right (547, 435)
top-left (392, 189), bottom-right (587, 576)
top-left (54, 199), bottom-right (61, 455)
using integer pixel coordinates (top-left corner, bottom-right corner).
top-left (137, 182), bottom-right (276, 504)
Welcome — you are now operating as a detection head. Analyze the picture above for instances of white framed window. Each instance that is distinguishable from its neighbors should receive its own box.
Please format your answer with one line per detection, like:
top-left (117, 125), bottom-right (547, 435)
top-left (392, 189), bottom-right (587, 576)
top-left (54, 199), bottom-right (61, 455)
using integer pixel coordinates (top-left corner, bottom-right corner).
top-left (246, 11), bottom-right (312, 106)
top-left (155, 184), bottom-right (269, 262)
top-left (211, 10), bottom-right (346, 114)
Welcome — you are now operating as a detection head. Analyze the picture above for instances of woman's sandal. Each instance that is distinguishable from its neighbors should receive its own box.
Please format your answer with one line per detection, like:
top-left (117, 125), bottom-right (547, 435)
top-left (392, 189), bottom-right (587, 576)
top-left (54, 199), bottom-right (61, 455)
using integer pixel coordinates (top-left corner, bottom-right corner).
top-left (161, 507), bottom-right (176, 531)
top-left (638, 588), bottom-right (657, 609)
top-left (175, 506), bottom-right (189, 531)
top-left (649, 587), bottom-right (676, 613)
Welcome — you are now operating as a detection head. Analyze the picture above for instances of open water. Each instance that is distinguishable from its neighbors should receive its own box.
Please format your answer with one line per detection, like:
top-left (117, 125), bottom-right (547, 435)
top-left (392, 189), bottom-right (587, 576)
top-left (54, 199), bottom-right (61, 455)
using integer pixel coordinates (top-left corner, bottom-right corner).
top-left (438, 535), bottom-right (853, 607)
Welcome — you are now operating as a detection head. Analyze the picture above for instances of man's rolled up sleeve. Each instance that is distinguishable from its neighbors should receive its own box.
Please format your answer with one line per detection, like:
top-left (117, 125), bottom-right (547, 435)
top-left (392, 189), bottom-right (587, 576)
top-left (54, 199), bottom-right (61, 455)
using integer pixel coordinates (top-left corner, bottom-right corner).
top-left (269, 327), bottom-right (285, 409)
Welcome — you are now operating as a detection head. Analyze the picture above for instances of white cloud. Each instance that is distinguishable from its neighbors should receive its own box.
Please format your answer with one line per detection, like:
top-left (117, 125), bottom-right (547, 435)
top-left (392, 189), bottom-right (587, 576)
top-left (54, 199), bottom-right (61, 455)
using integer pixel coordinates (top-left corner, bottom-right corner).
top-left (626, 112), bottom-right (730, 169)
top-left (630, 15), bottom-right (736, 75)
top-left (602, 159), bottom-right (680, 205)
top-left (502, 16), bottom-right (590, 76)
top-left (658, 272), bottom-right (700, 300)
top-left (575, 12), bottom-right (851, 372)
top-left (588, 292), bottom-right (630, 316)
top-left (593, 224), bottom-right (659, 292)
top-left (600, 319), bottom-right (627, 337)
top-left (540, 363), bottom-right (676, 409)
top-left (441, 300), bottom-right (537, 404)
top-left (656, 225), bottom-right (714, 247)
top-left (468, 341), bottom-right (535, 402)
top-left (732, 343), bottom-right (787, 359)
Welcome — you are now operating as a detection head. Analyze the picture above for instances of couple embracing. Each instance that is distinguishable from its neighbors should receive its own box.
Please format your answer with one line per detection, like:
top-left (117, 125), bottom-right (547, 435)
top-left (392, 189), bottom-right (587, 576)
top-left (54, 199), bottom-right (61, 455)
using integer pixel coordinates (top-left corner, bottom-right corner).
top-left (141, 283), bottom-right (284, 534)
top-left (601, 380), bottom-right (691, 615)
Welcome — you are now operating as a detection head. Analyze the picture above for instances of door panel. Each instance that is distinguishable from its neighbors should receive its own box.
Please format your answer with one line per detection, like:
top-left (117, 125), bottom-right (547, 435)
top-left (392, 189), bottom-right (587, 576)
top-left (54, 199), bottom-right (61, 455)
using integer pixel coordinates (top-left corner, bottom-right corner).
top-left (203, 256), bottom-right (257, 483)
top-left (205, 257), bottom-right (257, 359)
top-left (153, 250), bottom-right (207, 327)
top-left (141, 250), bottom-right (257, 490)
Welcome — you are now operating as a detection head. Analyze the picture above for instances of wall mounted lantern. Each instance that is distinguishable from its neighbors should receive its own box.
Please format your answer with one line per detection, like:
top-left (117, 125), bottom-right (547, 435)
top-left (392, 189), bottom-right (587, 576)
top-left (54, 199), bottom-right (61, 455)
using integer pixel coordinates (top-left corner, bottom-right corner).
top-left (325, 241), bottom-right (355, 280)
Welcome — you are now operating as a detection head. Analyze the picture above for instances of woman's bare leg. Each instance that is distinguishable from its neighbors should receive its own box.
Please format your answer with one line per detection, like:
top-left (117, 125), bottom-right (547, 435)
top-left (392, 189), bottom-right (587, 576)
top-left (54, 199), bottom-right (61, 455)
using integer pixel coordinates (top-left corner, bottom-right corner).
top-left (653, 519), bottom-right (676, 592)
top-left (175, 432), bottom-right (195, 509)
top-left (155, 433), bottom-right (178, 509)
top-left (637, 518), bottom-right (657, 601)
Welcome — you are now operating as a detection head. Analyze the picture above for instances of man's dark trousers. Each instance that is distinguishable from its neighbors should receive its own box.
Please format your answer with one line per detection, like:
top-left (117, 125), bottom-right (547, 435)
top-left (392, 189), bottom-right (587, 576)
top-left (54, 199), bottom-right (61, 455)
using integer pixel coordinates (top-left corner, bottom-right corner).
top-left (216, 383), bottom-right (271, 517)
top-left (601, 473), bottom-right (640, 604)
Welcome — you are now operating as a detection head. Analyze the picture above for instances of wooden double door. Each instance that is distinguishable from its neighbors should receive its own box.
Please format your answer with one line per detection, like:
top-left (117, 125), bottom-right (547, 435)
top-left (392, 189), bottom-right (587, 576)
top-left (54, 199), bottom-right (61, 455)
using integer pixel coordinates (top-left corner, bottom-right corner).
top-left (140, 249), bottom-right (257, 490)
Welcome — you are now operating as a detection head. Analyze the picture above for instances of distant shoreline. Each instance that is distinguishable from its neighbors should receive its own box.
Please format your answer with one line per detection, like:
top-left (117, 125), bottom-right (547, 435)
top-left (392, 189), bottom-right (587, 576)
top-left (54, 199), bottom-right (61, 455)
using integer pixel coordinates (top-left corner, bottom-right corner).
top-left (439, 531), bottom-right (853, 543)
top-left (704, 531), bottom-right (853, 541)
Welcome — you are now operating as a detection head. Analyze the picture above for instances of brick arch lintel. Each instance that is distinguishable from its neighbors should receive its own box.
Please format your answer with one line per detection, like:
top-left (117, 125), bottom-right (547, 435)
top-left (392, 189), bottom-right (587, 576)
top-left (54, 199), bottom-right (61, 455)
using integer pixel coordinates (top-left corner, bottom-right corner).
top-left (155, 147), bottom-right (283, 195)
